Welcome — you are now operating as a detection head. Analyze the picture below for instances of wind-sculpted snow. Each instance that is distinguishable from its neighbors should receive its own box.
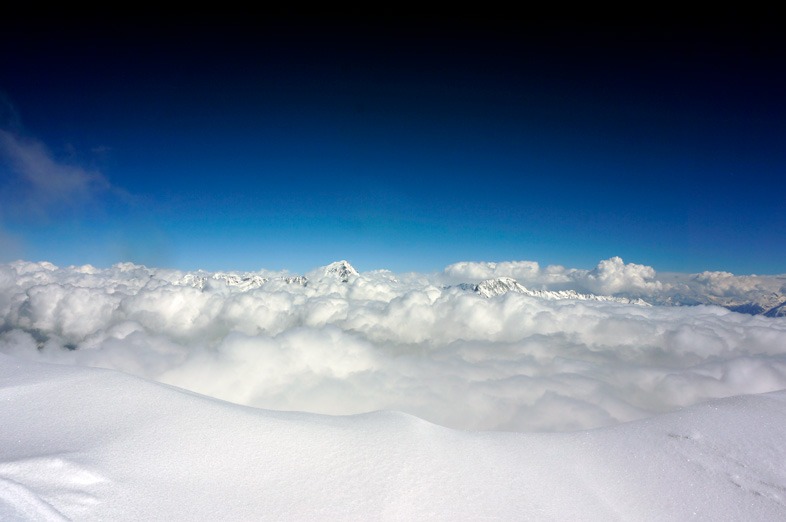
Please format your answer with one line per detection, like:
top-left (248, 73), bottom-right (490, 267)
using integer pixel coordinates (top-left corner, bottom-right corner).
top-left (2, 258), bottom-right (786, 432)
top-left (4, 354), bottom-right (786, 520)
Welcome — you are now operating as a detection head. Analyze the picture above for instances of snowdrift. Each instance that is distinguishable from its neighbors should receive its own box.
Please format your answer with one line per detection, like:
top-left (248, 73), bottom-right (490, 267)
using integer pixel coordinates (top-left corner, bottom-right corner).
top-left (2, 353), bottom-right (785, 520)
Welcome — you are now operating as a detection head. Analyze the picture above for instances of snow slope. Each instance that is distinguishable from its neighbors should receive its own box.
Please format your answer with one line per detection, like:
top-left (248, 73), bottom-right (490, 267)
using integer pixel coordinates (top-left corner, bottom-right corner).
top-left (2, 353), bottom-right (785, 520)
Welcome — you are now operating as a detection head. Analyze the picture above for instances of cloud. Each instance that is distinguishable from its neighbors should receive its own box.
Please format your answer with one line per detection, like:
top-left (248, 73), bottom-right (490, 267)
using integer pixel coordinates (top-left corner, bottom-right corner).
top-left (442, 256), bottom-right (665, 295)
top-left (444, 257), bottom-right (786, 310)
top-left (691, 271), bottom-right (785, 297)
top-left (0, 130), bottom-right (110, 220)
top-left (443, 260), bottom-right (543, 283)
top-left (577, 256), bottom-right (664, 295)
top-left (2, 260), bottom-right (786, 433)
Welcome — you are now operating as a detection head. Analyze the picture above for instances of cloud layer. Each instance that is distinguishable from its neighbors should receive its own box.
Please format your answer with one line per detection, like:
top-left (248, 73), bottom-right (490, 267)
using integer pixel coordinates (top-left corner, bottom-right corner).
top-left (2, 259), bottom-right (786, 432)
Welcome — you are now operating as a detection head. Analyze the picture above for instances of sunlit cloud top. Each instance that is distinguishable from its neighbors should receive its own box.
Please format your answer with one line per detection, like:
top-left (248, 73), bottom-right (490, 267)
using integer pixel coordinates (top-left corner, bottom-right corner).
top-left (2, 258), bottom-right (785, 432)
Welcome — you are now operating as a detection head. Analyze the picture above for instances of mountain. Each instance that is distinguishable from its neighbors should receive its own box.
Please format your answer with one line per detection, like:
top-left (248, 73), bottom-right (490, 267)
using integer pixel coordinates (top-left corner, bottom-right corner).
top-left (644, 273), bottom-right (786, 317)
top-left (176, 273), bottom-right (303, 290)
top-left (172, 260), bottom-right (359, 292)
top-left (213, 273), bottom-right (269, 291)
top-left (474, 277), bottom-right (528, 297)
top-left (765, 301), bottom-right (786, 318)
top-left (283, 275), bottom-right (308, 286)
top-left (472, 277), bottom-right (650, 305)
top-left (697, 293), bottom-right (784, 316)
top-left (171, 263), bottom-right (785, 315)
top-left (322, 260), bottom-right (359, 283)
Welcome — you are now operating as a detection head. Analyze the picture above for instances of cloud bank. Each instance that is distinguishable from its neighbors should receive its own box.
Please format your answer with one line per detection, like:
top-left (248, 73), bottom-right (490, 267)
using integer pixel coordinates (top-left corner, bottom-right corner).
top-left (1, 259), bottom-right (785, 432)
top-left (444, 256), bottom-right (786, 308)
top-left (444, 256), bottom-right (663, 296)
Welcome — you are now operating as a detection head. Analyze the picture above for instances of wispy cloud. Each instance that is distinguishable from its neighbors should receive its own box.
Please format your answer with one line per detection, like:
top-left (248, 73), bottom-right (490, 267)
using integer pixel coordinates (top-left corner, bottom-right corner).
top-left (0, 130), bottom-right (110, 220)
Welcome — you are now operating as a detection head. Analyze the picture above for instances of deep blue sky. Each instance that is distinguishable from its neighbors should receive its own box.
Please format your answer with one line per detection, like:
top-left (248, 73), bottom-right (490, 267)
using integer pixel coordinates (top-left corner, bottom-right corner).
top-left (1, 12), bottom-right (784, 274)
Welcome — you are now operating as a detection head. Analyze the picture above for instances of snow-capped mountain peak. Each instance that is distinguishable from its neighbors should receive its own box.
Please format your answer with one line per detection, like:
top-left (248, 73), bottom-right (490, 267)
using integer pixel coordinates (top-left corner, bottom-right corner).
top-left (323, 260), bottom-right (359, 282)
top-left (475, 277), bottom-right (528, 298)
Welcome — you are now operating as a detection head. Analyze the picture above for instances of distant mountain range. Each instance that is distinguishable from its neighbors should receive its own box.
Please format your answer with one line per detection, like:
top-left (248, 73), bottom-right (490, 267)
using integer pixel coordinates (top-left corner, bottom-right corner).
top-left (722, 299), bottom-right (786, 317)
top-left (460, 277), bottom-right (650, 305)
top-left (469, 275), bottom-right (786, 316)
top-left (674, 295), bottom-right (786, 317)
top-left (168, 260), bottom-right (786, 316)
top-left (765, 302), bottom-right (786, 317)
top-left (647, 274), bottom-right (786, 317)
top-left (175, 260), bottom-right (357, 290)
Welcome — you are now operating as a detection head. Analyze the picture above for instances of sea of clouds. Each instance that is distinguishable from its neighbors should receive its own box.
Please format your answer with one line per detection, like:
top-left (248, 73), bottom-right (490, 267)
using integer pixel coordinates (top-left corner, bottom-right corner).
top-left (1, 258), bottom-right (785, 432)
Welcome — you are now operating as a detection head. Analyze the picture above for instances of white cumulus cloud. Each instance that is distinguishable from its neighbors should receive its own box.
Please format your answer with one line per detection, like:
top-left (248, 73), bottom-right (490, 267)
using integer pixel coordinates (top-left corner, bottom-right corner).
top-left (1, 259), bottom-right (785, 432)
top-left (578, 256), bottom-right (664, 295)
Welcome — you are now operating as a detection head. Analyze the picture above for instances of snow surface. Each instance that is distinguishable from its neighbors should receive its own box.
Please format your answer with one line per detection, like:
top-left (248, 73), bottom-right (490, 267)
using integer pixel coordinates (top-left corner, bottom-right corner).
top-left (2, 353), bottom-right (786, 520)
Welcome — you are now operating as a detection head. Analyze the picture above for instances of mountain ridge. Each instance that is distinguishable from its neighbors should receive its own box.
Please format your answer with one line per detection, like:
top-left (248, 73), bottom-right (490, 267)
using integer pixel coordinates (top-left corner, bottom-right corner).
top-left (167, 260), bottom-right (784, 315)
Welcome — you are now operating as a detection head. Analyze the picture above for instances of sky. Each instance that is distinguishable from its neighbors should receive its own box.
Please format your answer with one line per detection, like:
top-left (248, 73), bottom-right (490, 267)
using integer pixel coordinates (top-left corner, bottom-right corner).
top-left (1, 12), bottom-right (784, 274)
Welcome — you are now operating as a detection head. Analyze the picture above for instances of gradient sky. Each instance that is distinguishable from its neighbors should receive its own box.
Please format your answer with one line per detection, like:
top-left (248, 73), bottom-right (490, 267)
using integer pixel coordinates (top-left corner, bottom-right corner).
top-left (1, 12), bottom-right (784, 274)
